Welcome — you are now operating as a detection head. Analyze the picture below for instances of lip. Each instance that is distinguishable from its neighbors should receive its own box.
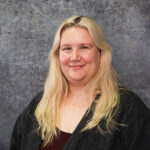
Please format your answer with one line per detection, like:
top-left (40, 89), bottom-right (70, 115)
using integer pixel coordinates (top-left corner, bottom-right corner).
top-left (69, 65), bottom-right (85, 70)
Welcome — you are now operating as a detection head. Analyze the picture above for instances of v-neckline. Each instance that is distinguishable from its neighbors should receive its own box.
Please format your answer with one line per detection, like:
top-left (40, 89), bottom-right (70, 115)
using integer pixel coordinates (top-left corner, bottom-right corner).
top-left (62, 93), bottom-right (101, 150)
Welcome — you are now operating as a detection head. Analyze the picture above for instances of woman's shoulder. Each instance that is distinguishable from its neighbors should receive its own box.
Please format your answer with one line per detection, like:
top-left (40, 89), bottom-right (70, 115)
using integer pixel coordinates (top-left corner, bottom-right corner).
top-left (26, 91), bottom-right (44, 112)
top-left (15, 91), bottom-right (44, 123)
top-left (119, 88), bottom-right (149, 110)
top-left (117, 88), bottom-right (150, 121)
top-left (9, 91), bottom-right (43, 149)
top-left (22, 91), bottom-right (44, 116)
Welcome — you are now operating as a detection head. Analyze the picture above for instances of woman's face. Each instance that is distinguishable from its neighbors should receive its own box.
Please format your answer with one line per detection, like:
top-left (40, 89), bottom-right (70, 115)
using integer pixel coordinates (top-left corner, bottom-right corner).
top-left (59, 26), bottom-right (101, 85)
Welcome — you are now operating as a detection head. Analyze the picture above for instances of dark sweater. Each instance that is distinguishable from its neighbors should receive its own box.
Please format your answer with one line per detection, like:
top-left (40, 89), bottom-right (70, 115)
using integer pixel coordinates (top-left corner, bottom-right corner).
top-left (9, 90), bottom-right (150, 150)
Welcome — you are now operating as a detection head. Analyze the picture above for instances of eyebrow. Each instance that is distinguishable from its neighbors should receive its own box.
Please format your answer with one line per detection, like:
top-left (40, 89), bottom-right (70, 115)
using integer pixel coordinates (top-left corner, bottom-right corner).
top-left (60, 43), bottom-right (93, 48)
top-left (60, 44), bottom-right (70, 47)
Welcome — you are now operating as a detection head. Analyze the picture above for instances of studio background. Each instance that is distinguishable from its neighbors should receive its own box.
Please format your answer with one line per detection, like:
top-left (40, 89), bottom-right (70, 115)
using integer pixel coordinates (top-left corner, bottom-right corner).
top-left (0, 0), bottom-right (149, 149)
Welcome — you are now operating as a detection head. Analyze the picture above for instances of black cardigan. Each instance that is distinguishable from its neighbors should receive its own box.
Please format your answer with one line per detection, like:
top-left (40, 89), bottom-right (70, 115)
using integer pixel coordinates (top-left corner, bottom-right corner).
top-left (9, 90), bottom-right (150, 150)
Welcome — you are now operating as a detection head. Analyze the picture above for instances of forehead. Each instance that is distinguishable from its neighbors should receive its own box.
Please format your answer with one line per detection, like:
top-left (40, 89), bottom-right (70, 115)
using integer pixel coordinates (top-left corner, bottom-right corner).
top-left (60, 26), bottom-right (94, 45)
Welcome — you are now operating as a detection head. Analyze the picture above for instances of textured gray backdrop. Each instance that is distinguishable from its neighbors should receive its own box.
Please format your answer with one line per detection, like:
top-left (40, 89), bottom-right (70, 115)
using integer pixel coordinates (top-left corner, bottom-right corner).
top-left (0, 0), bottom-right (150, 149)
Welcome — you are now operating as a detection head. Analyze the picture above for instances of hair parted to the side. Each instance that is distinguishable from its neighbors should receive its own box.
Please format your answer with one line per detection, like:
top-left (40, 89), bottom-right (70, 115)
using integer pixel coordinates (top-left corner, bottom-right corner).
top-left (35, 16), bottom-right (120, 146)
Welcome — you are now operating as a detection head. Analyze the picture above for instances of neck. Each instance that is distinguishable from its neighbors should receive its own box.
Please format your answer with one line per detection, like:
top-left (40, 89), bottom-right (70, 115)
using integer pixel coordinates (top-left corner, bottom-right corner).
top-left (67, 82), bottom-right (101, 102)
top-left (68, 82), bottom-right (89, 97)
top-left (61, 82), bottom-right (90, 105)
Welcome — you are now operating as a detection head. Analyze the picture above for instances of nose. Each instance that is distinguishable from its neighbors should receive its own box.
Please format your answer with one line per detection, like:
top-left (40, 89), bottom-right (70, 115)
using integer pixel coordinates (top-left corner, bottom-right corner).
top-left (70, 49), bottom-right (80, 61)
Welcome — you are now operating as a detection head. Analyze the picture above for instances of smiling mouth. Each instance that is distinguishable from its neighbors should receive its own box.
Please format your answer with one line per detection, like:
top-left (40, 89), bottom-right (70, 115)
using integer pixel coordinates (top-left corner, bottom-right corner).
top-left (69, 65), bottom-right (85, 70)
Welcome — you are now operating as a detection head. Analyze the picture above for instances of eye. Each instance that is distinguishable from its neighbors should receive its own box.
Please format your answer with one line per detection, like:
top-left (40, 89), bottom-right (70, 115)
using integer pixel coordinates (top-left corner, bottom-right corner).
top-left (63, 47), bottom-right (72, 51)
top-left (81, 46), bottom-right (89, 49)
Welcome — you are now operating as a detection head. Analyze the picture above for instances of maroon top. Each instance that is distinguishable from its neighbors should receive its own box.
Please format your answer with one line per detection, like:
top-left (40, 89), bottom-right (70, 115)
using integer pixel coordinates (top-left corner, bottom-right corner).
top-left (39, 130), bottom-right (71, 150)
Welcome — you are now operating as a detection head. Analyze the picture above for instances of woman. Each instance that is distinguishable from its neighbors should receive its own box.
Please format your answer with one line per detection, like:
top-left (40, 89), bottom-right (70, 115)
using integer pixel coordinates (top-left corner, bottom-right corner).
top-left (10, 16), bottom-right (150, 150)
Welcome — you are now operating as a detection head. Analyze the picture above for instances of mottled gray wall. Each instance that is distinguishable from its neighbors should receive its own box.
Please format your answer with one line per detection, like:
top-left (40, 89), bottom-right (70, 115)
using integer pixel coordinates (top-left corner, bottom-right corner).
top-left (0, 0), bottom-right (150, 149)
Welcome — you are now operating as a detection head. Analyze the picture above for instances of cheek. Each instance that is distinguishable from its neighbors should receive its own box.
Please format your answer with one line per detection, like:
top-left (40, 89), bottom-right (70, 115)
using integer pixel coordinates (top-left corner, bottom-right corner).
top-left (83, 53), bottom-right (98, 63)
top-left (84, 51), bottom-right (101, 66)
top-left (59, 53), bottom-right (70, 66)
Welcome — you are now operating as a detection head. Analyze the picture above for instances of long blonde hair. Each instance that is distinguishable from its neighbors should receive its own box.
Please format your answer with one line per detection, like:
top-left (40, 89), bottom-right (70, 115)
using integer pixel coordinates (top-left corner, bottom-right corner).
top-left (35, 16), bottom-right (120, 145)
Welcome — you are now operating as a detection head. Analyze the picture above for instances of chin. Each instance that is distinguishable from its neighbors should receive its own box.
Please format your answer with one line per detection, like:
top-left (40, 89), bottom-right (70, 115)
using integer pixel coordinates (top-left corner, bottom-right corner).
top-left (70, 77), bottom-right (84, 81)
top-left (67, 75), bottom-right (85, 81)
